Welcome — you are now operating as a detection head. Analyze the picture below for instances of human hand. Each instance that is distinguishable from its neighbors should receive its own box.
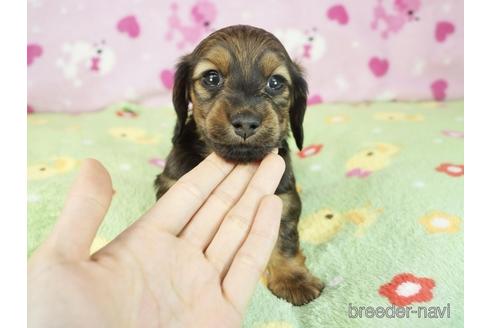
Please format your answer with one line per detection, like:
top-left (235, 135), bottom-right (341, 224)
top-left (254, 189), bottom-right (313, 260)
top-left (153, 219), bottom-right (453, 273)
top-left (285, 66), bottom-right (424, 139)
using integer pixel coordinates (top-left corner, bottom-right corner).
top-left (28, 153), bottom-right (285, 328)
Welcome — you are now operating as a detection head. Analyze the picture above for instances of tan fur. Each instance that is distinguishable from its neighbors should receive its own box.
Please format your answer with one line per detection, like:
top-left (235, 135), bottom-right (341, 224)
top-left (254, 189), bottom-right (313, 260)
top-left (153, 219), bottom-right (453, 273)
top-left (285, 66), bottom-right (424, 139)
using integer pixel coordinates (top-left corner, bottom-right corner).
top-left (266, 248), bottom-right (324, 306)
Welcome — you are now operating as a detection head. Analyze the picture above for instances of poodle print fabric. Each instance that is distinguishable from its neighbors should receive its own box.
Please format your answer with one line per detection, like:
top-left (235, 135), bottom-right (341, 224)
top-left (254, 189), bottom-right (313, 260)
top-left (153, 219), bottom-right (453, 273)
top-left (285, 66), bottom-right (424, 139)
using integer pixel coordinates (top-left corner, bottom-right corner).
top-left (27, 0), bottom-right (463, 112)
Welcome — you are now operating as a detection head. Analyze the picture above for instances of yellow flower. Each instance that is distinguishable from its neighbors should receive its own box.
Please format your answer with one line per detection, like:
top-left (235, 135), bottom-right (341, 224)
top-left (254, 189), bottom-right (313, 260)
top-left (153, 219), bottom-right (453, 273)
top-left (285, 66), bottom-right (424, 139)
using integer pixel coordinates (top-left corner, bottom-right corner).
top-left (374, 112), bottom-right (424, 122)
top-left (420, 211), bottom-right (461, 233)
top-left (344, 204), bottom-right (383, 237)
top-left (109, 127), bottom-right (147, 139)
top-left (325, 114), bottom-right (349, 124)
top-left (64, 124), bottom-right (81, 132)
top-left (28, 157), bottom-right (77, 180)
top-left (109, 127), bottom-right (159, 144)
top-left (28, 117), bottom-right (49, 125)
top-left (299, 208), bottom-right (344, 244)
top-left (419, 101), bottom-right (446, 109)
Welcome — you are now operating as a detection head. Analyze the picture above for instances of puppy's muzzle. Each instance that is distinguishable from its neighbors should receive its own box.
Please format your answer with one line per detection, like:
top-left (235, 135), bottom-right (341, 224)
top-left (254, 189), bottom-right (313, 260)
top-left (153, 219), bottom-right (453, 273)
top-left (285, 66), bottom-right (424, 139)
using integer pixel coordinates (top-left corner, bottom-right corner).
top-left (230, 111), bottom-right (262, 140)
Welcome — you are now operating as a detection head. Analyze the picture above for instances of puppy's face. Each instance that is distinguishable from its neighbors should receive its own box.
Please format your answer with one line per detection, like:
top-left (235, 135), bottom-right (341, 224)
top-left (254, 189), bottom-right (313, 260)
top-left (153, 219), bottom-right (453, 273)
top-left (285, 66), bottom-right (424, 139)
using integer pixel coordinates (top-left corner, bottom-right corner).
top-left (172, 25), bottom-right (308, 162)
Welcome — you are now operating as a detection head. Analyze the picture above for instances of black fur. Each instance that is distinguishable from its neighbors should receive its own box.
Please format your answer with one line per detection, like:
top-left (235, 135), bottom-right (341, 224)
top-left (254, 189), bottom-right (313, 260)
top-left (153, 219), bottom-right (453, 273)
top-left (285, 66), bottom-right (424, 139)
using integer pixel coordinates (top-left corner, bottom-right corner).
top-left (289, 64), bottom-right (308, 150)
top-left (172, 55), bottom-right (192, 142)
top-left (154, 25), bottom-right (323, 306)
top-left (155, 117), bottom-right (298, 196)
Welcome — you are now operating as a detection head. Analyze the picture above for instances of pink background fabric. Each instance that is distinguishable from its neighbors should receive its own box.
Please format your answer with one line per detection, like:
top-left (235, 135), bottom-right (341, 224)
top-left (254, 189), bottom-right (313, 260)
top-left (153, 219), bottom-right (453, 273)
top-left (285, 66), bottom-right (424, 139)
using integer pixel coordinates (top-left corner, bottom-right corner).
top-left (27, 0), bottom-right (463, 113)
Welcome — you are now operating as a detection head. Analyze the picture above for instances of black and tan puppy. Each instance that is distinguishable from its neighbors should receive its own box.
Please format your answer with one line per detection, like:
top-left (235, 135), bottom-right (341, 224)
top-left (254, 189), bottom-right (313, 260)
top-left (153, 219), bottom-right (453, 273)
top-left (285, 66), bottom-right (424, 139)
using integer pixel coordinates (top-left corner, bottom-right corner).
top-left (155, 25), bottom-right (323, 305)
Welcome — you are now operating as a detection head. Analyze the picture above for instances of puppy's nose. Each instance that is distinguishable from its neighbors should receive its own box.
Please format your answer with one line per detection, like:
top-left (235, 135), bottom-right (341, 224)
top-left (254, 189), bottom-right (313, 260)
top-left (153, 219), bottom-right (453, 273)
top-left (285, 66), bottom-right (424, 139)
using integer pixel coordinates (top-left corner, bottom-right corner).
top-left (230, 112), bottom-right (262, 140)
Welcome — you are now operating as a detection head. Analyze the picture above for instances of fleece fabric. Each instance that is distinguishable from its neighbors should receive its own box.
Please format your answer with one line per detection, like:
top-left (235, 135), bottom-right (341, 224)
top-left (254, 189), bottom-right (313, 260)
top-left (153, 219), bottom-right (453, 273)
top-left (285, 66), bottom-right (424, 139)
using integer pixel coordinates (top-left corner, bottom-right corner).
top-left (28, 100), bottom-right (464, 327)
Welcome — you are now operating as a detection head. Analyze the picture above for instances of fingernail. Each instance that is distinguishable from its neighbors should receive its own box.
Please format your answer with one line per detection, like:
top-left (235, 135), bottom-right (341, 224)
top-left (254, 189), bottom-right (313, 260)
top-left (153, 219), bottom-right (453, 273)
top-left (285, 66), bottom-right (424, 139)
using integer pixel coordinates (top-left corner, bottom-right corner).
top-left (271, 148), bottom-right (279, 154)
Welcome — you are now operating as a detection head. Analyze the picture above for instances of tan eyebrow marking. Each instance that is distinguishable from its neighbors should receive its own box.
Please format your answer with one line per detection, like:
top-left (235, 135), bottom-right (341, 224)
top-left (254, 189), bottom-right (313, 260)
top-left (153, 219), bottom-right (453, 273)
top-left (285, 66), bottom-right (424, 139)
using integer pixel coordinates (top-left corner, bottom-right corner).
top-left (192, 46), bottom-right (232, 79)
top-left (206, 46), bottom-right (232, 73)
top-left (261, 52), bottom-right (281, 74)
top-left (271, 66), bottom-right (292, 84)
top-left (260, 51), bottom-right (291, 83)
top-left (192, 60), bottom-right (218, 79)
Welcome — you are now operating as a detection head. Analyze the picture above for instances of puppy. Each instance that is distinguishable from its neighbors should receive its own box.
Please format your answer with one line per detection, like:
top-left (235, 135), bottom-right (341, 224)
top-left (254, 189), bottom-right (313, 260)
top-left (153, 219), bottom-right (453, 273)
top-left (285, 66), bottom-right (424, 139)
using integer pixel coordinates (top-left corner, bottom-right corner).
top-left (155, 25), bottom-right (324, 305)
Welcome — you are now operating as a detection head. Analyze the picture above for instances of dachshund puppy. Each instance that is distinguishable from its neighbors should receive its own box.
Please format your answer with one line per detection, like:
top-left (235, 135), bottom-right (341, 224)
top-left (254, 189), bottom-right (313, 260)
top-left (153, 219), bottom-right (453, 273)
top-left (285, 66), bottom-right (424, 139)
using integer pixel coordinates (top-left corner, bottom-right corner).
top-left (155, 25), bottom-right (324, 305)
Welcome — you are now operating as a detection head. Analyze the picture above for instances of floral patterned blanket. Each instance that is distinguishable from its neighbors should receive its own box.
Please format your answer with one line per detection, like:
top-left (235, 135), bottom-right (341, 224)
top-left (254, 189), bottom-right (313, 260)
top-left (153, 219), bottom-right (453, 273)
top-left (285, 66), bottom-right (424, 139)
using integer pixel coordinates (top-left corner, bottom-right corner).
top-left (28, 100), bottom-right (464, 327)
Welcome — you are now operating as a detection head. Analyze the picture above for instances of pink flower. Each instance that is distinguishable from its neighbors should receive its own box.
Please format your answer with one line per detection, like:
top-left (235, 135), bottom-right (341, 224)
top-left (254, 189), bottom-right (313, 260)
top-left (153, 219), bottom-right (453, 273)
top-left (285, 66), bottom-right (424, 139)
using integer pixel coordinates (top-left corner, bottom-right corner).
top-left (442, 130), bottom-right (463, 138)
top-left (149, 158), bottom-right (166, 169)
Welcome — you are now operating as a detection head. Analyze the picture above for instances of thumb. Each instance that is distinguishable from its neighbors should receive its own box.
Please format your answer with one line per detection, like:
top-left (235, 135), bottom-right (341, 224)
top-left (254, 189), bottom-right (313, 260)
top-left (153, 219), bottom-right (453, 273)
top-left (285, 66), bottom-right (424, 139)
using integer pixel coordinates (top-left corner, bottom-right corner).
top-left (47, 159), bottom-right (113, 260)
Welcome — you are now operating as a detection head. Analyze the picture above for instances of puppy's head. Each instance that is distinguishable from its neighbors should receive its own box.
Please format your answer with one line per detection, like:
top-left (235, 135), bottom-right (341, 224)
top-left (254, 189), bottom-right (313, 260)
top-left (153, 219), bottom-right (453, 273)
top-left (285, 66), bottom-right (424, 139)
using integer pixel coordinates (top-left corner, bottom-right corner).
top-left (172, 25), bottom-right (308, 163)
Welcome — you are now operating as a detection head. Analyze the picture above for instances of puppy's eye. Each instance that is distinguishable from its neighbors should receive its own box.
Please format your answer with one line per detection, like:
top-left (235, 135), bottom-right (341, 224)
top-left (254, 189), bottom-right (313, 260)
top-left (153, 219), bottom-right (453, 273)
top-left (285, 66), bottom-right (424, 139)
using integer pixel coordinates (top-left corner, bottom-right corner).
top-left (266, 75), bottom-right (285, 92)
top-left (202, 70), bottom-right (222, 87)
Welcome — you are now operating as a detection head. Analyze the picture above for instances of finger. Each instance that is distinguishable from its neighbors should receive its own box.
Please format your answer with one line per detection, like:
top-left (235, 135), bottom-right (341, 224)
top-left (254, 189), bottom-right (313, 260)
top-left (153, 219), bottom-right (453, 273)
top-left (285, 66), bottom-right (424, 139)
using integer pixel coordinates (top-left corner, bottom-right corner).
top-left (141, 153), bottom-right (235, 235)
top-left (179, 162), bottom-right (259, 250)
top-left (222, 195), bottom-right (282, 313)
top-left (205, 153), bottom-right (285, 277)
top-left (48, 159), bottom-right (113, 260)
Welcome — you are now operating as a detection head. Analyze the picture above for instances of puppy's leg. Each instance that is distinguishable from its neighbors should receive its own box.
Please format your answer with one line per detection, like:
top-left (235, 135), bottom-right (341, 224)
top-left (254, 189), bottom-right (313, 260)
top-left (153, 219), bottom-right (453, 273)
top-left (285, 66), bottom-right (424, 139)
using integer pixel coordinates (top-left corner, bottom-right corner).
top-left (266, 190), bottom-right (324, 305)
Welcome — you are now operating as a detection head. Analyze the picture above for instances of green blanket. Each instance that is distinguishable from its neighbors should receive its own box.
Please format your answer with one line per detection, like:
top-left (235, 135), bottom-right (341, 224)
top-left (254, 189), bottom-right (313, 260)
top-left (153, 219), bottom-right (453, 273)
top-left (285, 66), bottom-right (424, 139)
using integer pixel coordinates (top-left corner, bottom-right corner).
top-left (28, 100), bottom-right (464, 327)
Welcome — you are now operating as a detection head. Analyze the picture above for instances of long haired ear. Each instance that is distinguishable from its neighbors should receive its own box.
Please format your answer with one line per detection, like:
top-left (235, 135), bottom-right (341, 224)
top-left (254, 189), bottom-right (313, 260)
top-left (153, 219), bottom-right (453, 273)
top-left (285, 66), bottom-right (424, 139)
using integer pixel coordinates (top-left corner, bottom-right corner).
top-left (172, 55), bottom-right (192, 142)
top-left (289, 63), bottom-right (308, 150)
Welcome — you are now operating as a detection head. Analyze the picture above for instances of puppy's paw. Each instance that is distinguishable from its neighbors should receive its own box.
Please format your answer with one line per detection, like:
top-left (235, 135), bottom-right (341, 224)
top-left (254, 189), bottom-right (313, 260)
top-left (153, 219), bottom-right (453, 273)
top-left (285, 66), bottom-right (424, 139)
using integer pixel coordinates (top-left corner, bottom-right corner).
top-left (267, 272), bottom-right (324, 306)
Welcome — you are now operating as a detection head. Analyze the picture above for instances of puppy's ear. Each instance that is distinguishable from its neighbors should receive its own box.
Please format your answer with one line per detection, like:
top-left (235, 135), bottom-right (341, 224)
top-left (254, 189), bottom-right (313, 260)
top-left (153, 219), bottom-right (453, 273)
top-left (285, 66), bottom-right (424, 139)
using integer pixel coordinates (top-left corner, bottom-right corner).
top-left (172, 55), bottom-right (192, 141)
top-left (289, 63), bottom-right (308, 150)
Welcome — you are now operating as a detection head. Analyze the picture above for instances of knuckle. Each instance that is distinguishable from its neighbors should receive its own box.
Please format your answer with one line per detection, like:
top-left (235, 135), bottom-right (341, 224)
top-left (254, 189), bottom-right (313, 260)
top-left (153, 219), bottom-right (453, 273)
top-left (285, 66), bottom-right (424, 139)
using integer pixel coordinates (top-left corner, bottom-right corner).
top-left (69, 193), bottom-right (107, 213)
top-left (172, 180), bottom-right (204, 201)
top-left (226, 213), bottom-right (251, 232)
top-left (249, 226), bottom-right (276, 243)
top-left (235, 251), bottom-right (265, 275)
top-left (247, 182), bottom-right (269, 197)
top-left (210, 189), bottom-right (236, 209)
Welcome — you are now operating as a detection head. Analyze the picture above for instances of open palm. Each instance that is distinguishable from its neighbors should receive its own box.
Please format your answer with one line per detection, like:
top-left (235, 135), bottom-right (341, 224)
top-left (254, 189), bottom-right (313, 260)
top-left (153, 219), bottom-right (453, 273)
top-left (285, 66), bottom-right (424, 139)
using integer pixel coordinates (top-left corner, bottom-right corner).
top-left (28, 153), bottom-right (285, 328)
